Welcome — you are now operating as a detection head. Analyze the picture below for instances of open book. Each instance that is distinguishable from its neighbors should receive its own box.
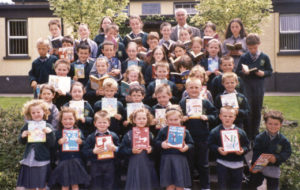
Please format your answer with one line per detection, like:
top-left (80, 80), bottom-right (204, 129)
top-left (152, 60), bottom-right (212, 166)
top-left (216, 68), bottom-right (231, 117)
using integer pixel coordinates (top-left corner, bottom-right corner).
top-left (242, 64), bottom-right (258, 73)
top-left (120, 81), bottom-right (139, 96)
top-left (203, 36), bottom-right (213, 48)
top-left (226, 42), bottom-right (243, 51)
top-left (220, 93), bottom-right (239, 108)
top-left (89, 75), bottom-right (109, 90)
top-left (51, 37), bottom-right (62, 49)
top-left (189, 51), bottom-right (204, 62)
top-left (125, 34), bottom-right (143, 46)
top-left (170, 70), bottom-right (189, 84)
top-left (48, 75), bottom-right (71, 94)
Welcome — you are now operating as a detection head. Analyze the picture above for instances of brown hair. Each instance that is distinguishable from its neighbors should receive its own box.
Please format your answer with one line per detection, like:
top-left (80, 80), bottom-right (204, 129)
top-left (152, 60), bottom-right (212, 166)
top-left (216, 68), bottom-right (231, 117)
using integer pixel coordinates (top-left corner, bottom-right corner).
top-left (222, 72), bottom-right (238, 84)
top-left (154, 83), bottom-right (172, 96)
top-left (246, 33), bottom-right (261, 46)
top-left (58, 107), bottom-right (78, 130)
top-left (189, 65), bottom-right (208, 85)
top-left (22, 99), bottom-right (50, 120)
top-left (99, 16), bottom-right (114, 33)
top-left (54, 59), bottom-right (71, 70)
top-left (176, 54), bottom-right (193, 72)
top-left (129, 15), bottom-right (143, 27)
top-left (147, 31), bottom-right (160, 41)
top-left (206, 39), bottom-right (222, 57)
top-left (225, 18), bottom-right (247, 39)
top-left (48, 19), bottom-right (61, 29)
top-left (94, 110), bottom-right (111, 123)
top-left (160, 22), bottom-right (172, 31)
top-left (264, 110), bottom-right (284, 124)
top-left (148, 46), bottom-right (168, 65)
top-left (129, 84), bottom-right (146, 96)
top-left (39, 84), bottom-right (56, 99)
top-left (70, 82), bottom-right (85, 94)
top-left (123, 65), bottom-right (145, 85)
top-left (165, 105), bottom-right (183, 121)
top-left (191, 36), bottom-right (203, 47)
top-left (105, 23), bottom-right (119, 34)
top-left (103, 78), bottom-right (118, 90)
top-left (101, 40), bottom-right (116, 50)
top-left (155, 61), bottom-right (169, 70)
top-left (203, 21), bottom-right (216, 32)
top-left (129, 108), bottom-right (153, 127)
top-left (62, 36), bottom-right (74, 45)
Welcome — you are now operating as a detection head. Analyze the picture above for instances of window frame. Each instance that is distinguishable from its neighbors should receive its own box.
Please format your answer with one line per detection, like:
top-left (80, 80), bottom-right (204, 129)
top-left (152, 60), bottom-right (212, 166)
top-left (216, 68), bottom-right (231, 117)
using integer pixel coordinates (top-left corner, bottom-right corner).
top-left (173, 1), bottom-right (198, 15)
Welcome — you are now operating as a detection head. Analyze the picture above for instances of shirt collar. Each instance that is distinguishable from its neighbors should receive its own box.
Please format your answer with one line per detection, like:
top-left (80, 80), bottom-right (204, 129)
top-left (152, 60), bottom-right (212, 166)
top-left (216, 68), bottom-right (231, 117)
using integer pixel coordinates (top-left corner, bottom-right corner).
top-left (209, 56), bottom-right (219, 61)
top-left (157, 102), bottom-right (172, 108)
top-left (223, 124), bottom-right (235, 130)
top-left (177, 23), bottom-right (188, 29)
top-left (266, 131), bottom-right (279, 140)
top-left (95, 129), bottom-right (110, 136)
top-left (223, 90), bottom-right (237, 94)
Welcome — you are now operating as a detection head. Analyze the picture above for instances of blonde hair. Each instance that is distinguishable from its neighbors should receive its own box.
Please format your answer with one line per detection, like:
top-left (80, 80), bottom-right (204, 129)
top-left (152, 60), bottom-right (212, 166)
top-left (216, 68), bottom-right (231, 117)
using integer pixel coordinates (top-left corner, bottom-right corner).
top-left (36, 38), bottom-right (50, 47)
top-left (123, 65), bottom-right (145, 85)
top-left (154, 83), bottom-right (172, 96)
top-left (165, 105), bottom-right (183, 120)
top-left (103, 78), bottom-right (118, 89)
top-left (96, 57), bottom-right (109, 66)
top-left (94, 110), bottom-right (111, 123)
top-left (155, 61), bottom-right (169, 70)
top-left (189, 65), bottom-right (208, 84)
top-left (222, 72), bottom-right (238, 84)
top-left (220, 106), bottom-right (238, 116)
top-left (191, 36), bottom-right (203, 47)
top-left (185, 77), bottom-right (202, 88)
top-left (58, 107), bottom-right (78, 130)
top-left (22, 99), bottom-right (50, 120)
top-left (70, 82), bottom-right (85, 94)
top-left (54, 59), bottom-right (71, 70)
top-left (129, 108), bottom-right (153, 127)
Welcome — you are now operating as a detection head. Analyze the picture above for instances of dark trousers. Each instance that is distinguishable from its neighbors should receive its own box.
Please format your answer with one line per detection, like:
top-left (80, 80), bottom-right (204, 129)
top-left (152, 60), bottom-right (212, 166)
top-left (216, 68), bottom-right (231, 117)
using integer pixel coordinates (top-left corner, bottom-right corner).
top-left (90, 160), bottom-right (115, 190)
top-left (247, 172), bottom-right (279, 190)
top-left (216, 163), bottom-right (243, 190)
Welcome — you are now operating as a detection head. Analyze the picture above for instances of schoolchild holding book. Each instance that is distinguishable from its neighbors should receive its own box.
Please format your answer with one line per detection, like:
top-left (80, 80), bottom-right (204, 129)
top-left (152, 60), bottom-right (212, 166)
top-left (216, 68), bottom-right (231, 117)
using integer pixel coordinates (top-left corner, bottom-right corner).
top-left (49, 107), bottom-right (90, 189)
top-left (76, 23), bottom-right (98, 58)
top-left (208, 106), bottom-right (249, 190)
top-left (48, 19), bottom-right (63, 57)
top-left (119, 108), bottom-right (159, 190)
top-left (60, 36), bottom-right (76, 62)
top-left (247, 110), bottom-right (291, 190)
top-left (94, 78), bottom-right (125, 136)
top-left (82, 110), bottom-right (120, 190)
top-left (121, 42), bottom-right (146, 75)
top-left (64, 82), bottom-right (94, 138)
top-left (236, 33), bottom-right (273, 140)
top-left (189, 36), bottom-right (204, 65)
top-left (94, 16), bottom-right (114, 47)
top-left (17, 100), bottom-right (56, 189)
top-left (159, 22), bottom-right (175, 54)
top-left (179, 28), bottom-right (192, 51)
top-left (28, 38), bottom-right (57, 98)
top-left (179, 77), bottom-right (217, 190)
top-left (155, 105), bottom-right (194, 190)
top-left (203, 21), bottom-right (219, 40)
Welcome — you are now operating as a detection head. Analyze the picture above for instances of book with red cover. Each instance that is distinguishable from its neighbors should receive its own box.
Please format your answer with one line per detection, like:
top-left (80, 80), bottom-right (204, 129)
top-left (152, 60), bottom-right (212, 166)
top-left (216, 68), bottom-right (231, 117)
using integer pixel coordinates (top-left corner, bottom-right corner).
top-left (132, 127), bottom-right (150, 150)
top-left (220, 129), bottom-right (241, 153)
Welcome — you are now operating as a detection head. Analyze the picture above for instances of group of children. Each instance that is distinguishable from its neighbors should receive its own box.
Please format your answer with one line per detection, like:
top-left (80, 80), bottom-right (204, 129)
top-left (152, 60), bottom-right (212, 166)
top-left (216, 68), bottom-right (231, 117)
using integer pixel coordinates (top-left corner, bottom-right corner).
top-left (17, 13), bottom-right (292, 190)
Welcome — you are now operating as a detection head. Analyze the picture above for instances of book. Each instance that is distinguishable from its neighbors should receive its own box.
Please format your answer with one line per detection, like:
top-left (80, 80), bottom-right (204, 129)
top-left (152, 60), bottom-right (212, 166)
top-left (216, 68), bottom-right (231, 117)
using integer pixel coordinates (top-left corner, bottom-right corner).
top-left (120, 81), bottom-right (139, 97)
top-left (74, 64), bottom-right (85, 79)
top-left (96, 135), bottom-right (114, 160)
top-left (186, 98), bottom-right (202, 119)
top-left (170, 70), bottom-right (190, 84)
top-left (250, 153), bottom-right (273, 173)
top-left (167, 126), bottom-right (185, 149)
top-left (189, 51), bottom-right (204, 63)
top-left (102, 98), bottom-right (117, 117)
top-left (208, 58), bottom-right (219, 72)
top-left (127, 102), bottom-right (144, 120)
top-left (58, 47), bottom-right (74, 62)
top-left (200, 86), bottom-right (208, 100)
top-left (162, 41), bottom-right (174, 53)
top-left (169, 56), bottom-right (181, 69)
top-left (226, 42), bottom-right (243, 51)
top-left (242, 64), bottom-right (258, 73)
top-left (89, 75), bottom-right (109, 90)
top-left (69, 100), bottom-right (84, 119)
top-left (27, 120), bottom-right (46, 143)
top-left (62, 129), bottom-right (79, 152)
top-left (203, 36), bottom-right (213, 48)
top-left (155, 79), bottom-right (168, 86)
top-left (51, 37), bottom-right (62, 49)
top-left (220, 93), bottom-right (239, 108)
top-left (220, 129), bottom-right (241, 152)
top-left (48, 75), bottom-right (71, 94)
top-left (132, 127), bottom-right (150, 150)
top-left (125, 34), bottom-right (143, 46)
top-left (155, 109), bottom-right (166, 127)
top-left (127, 60), bottom-right (138, 68)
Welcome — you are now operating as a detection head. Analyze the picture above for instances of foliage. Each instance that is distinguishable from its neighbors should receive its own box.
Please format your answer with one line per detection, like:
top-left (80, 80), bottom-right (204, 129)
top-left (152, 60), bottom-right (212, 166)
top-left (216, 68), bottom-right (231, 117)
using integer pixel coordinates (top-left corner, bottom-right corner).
top-left (48, 0), bottom-right (129, 39)
top-left (191, 0), bottom-right (273, 37)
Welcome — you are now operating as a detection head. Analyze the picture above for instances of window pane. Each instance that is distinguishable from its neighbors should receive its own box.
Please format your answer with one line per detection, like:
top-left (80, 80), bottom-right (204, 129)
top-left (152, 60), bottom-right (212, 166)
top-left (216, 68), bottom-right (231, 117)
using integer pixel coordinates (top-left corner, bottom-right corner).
top-left (9, 20), bottom-right (27, 36)
top-left (9, 38), bottom-right (28, 54)
top-left (280, 15), bottom-right (300, 32)
top-left (279, 33), bottom-right (300, 50)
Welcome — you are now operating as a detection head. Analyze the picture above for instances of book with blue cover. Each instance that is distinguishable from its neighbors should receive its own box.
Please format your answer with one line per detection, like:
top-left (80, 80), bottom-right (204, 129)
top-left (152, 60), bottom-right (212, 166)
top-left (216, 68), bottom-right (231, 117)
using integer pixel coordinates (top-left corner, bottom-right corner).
top-left (167, 126), bottom-right (185, 149)
top-left (62, 129), bottom-right (79, 152)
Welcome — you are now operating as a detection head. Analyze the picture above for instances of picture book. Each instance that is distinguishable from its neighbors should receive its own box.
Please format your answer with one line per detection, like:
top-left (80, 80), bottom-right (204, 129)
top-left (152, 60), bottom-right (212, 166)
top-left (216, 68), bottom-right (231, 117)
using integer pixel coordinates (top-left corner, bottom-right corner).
top-left (89, 75), bottom-right (109, 90)
top-left (226, 42), bottom-right (243, 51)
top-left (220, 129), bottom-right (241, 152)
top-left (132, 127), bottom-right (150, 150)
top-left (27, 120), bottom-right (46, 143)
top-left (155, 109), bottom-right (166, 127)
top-left (59, 47), bottom-right (74, 62)
top-left (167, 126), bottom-right (185, 149)
top-left (186, 98), bottom-right (202, 119)
top-left (126, 103), bottom-right (144, 120)
top-left (48, 75), bottom-right (71, 94)
top-left (69, 100), bottom-right (84, 119)
top-left (74, 64), bottom-right (85, 79)
top-left (102, 98), bottom-right (117, 117)
top-left (170, 70), bottom-right (190, 84)
top-left (62, 129), bottom-right (79, 152)
top-left (250, 153), bottom-right (273, 173)
top-left (220, 93), bottom-right (239, 108)
top-left (96, 135), bottom-right (114, 160)
top-left (203, 36), bottom-right (213, 48)
top-left (125, 34), bottom-right (143, 46)
top-left (120, 81), bottom-right (139, 97)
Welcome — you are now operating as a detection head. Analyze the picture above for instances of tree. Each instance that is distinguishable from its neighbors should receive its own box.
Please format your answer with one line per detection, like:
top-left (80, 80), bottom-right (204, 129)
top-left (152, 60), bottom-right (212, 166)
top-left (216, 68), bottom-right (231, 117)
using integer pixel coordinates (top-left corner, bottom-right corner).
top-left (191, 0), bottom-right (273, 38)
top-left (48, 0), bottom-right (129, 38)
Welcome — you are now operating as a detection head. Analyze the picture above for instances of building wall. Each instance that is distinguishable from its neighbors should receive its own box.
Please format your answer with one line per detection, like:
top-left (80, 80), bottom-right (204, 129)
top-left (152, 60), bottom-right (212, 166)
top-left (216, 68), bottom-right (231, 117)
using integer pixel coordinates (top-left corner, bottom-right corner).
top-left (129, 1), bottom-right (174, 15)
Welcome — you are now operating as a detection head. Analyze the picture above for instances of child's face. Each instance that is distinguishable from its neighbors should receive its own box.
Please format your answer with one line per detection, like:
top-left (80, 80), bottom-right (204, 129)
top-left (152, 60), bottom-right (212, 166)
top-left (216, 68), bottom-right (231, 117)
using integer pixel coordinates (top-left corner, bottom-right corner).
top-left (265, 118), bottom-right (281, 135)
top-left (130, 91), bottom-right (144, 103)
top-left (247, 44), bottom-right (259, 56)
top-left (155, 66), bottom-right (169, 79)
top-left (128, 71), bottom-right (139, 82)
top-left (166, 113), bottom-right (181, 126)
top-left (156, 92), bottom-right (171, 107)
top-left (179, 30), bottom-right (190, 42)
top-left (96, 60), bottom-right (108, 75)
top-left (61, 112), bottom-right (76, 129)
top-left (220, 60), bottom-right (234, 73)
top-left (174, 47), bottom-right (185, 58)
top-left (126, 45), bottom-right (138, 59)
top-left (179, 66), bottom-right (187, 73)
top-left (71, 86), bottom-right (84, 101)
top-left (37, 44), bottom-right (49, 57)
top-left (160, 26), bottom-right (172, 39)
top-left (153, 49), bottom-right (164, 62)
top-left (104, 86), bottom-right (117, 98)
top-left (30, 105), bottom-right (44, 121)
top-left (191, 42), bottom-right (202, 54)
top-left (223, 77), bottom-right (237, 93)
top-left (102, 45), bottom-right (115, 59)
top-left (204, 26), bottom-right (215, 37)
top-left (148, 38), bottom-right (159, 50)
top-left (208, 42), bottom-right (219, 57)
top-left (134, 112), bottom-right (147, 128)
top-left (194, 72), bottom-right (205, 83)
top-left (94, 118), bottom-right (110, 133)
top-left (55, 64), bottom-right (70, 77)
top-left (77, 49), bottom-right (90, 62)
top-left (130, 18), bottom-right (142, 33)
top-left (49, 24), bottom-right (61, 38)
top-left (62, 42), bottom-right (73, 48)
top-left (186, 82), bottom-right (201, 98)
top-left (230, 22), bottom-right (241, 37)
top-left (78, 25), bottom-right (90, 39)
top-left (40, 89), bottom-right (54, 103)
top-left (101, 17), bottom-right (112, 31)
top-left (219, 109), bottom-right (236, 128)
top-left (106, 29), bottom-right (118, 41)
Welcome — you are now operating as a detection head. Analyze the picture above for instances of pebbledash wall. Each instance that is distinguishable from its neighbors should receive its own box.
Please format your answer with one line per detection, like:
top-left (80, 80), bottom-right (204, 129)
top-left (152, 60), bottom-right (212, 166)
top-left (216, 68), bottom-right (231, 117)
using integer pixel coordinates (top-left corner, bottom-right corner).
top-left (0, 0), bottom-right (299, 93)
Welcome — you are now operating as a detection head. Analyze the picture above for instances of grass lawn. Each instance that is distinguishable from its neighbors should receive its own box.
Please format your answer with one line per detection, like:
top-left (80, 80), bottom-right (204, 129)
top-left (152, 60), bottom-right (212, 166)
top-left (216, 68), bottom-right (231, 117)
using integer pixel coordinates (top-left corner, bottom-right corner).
top-left (0, 97), bottom-right (32, 109)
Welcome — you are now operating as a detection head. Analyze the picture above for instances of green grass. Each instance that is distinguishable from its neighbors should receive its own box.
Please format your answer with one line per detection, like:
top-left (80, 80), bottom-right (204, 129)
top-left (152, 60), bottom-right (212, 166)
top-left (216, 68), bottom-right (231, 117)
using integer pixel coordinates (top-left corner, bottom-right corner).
top-left (0, 97), bottom-right (32, 109)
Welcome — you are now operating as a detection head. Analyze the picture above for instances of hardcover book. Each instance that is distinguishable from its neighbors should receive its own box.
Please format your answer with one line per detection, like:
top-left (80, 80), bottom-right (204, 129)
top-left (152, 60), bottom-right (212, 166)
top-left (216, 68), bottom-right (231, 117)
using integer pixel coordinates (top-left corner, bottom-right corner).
top-left (132, 127), bottom-right (150, 150)
top-left (167, 126), bottom-right (185, 149)
top-left (96, 135), bottom-right (114, 160)
top-left (51, 37), bottom-right (62, 49)
top-left (250, 153), bottom-right (273, 173)
top-left (74, 64), bottom-right (85, 79)
top-left (189, 51), bottom-right (204, 63)
top-left (27, 120), bottom-right (46, 143)
top-left (220, 93), bottom-right (239, 108)
top-left (120, 81), bottom-right (139, 97)
top-left (126, 103), bottom-right (144, 120)
top-left (220, 129), bottom-right (241, 152)
top-left (69, 100), bottom-right (84, 119)
top-left (62, 129), bottom-right (79, 152)
top-left (155, 109), bottom-right (166, 127)
top-left (170, 70), bottom-right (190, 84)
top-left (203, 36), bottom-right (213, 48)
top-left (242, 64), bottom-right (258, 73)
top-left (59, 47), bottom-right (74, 62)
top-left (125, 34), bottom-right (143, 46)
top-left (48, 75), bottom-right (71, 94)
top-left (102, 98), bottom-right (117, 117)
top-left (226, 42), bottom-right (243, 51)
top-left (89, 75), bottom-right (109, 90)
top-left (186, 98), bottom-right (202, 119)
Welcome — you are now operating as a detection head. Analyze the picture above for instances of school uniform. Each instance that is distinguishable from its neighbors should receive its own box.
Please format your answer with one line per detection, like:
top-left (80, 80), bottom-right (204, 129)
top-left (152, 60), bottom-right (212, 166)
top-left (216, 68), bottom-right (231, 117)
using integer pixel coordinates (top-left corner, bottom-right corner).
top-left (248, 131), bottom-right (292, 190)
top-left (208, 124), bottom-right (249, 190)
top-left (94, 33), bottom-right (123, 47)
top-left (123, 31), bottom-right (149, 49)
top-left (119, 129), bottom-right (159, 190)
top-left (121, 58), bottom-right (146, 74)
top-left (236, 51), bottom-right (273, 140)
top-left (69, 59), bottom-right (94, 86)
top-left (155, 126), bottom-right (194, 188)
top-left (200, 56), bottom-right (221, 92)
top-left (82, 130), bottom-right (120, 190)
top-left (76, 38), bottom-right (98, 58)
top-left (97, 40), bottom-right (127, 62)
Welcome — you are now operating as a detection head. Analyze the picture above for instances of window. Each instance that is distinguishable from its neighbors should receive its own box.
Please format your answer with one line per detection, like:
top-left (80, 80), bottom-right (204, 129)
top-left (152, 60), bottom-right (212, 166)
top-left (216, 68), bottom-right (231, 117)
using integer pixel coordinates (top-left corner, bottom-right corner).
top-left (142, 3), bottom-right (161, 15)
top-left (7, 19), bottom-right (28, 56)
top-left (174, 2), bottom-right (198, 15)
top-left (279, 14), bottom-right (300, 51)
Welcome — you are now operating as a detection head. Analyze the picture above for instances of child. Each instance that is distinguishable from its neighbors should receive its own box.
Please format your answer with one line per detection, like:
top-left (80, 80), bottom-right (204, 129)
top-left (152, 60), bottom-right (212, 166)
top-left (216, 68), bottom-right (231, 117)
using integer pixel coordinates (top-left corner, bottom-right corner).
top-left (94, 16), bottom-right (113, 46)
top-left (48, 19), bottom-right (63, 56)
top-left (147, 31), bottom-right (160, 51)
top-left (222, 18), bottom-right (248, 71)
top-left (236, 33), bottom-right (273, 140)
top-left (70, 42), bottom-right (94, 86)
top-left (179, 28), bottom-right (192, 51)
top-left (17, 99), bottom-right (55, 189)
top-left (208, 106), bottom-right (249, 190)
top-left (119, 108), bottom-right (159, 190)
top-left (48, 107), bottom-right (90, 189)
top-left (179, 78), bottom-right (217, 190)
top-left (94, 78), bottom-right (125, 136)
top-left (248, 110), bottom-right (292, 190)
top-left (145, 61), bottom-right (179, 107)
top-left (189, 36), bottom-right (204, 65)
top-left (155, 105), bottom-right (194, 189)
top-left (172, 42), bottom-right (187, 61)
top-left (64, 82), bottom-right (94, 138)
top-left (214, 72), bottom-right (250, 129)
top-left (121, 42), bottom-right (146, 74)
top-left (77, 23), bottom-right (98, 58)
top-left (82, 110), bottom-right (120, 190)
top-left (159, 22), bottom-right (175, 46)
top-left (28, 38), bottom-right (57, 97)
top-left (61, 36), bottom-right (76, 61)
top-left (203, 21), bottom-right (219, 39)
top-left (39, 84), bottom-right (59, 130)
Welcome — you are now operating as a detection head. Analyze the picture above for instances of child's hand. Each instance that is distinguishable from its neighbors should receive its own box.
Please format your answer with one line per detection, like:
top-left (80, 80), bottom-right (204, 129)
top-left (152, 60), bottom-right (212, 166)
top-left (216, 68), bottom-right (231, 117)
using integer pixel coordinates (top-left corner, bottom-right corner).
top-left (179, 143), bottom-right (189, 152)
top-left (161, 141), bottom-right (170, 149)
top-left (114, 114), bottom-right (122, 121)
top-left (21, 130), bottom-right (29, 138)
top-left (199, 115), bottom-right (208, 121)
top-left (79, 117), bottom-right (85, 123)
top-left (182, 116), bottom-right (189, 122)
top-left (43, 127), bottom-right (52, 134)
top-left (155, 124), bottom-right (162, 130)
top-left (76, 138), bottom-right (83, 145)
top-left (106, 143), bottom-right (117, 152)
top-left (73, 76), bottom-right (78, 81)
top-left (132, 147), bottom-right (143, 154)
top-left (57, 89), bottom-right (66, 96)
top-left (96, 88), bottom-right (104, 96)
top-left (31, 81), bottom-right (37, 89)
top-left (58, 137), bottom-right (68, 145)
top-left (255, 70), bottom-right (265, 77)
top-left (269, 154), bottom-right (277, 164)
top-left (93, 146), bottom-right (104, 154)
top-left (146, 146), bottom-right (152, 154)
top-left (206, 71), bottom-right (212, 76)
top-left (123, 120), bottom-right (129, 127)
top-left (215, 70), bottom-right (222, 76)
top-left (235, 148), bottom-right (244, 155)
top-left (242, 66), bottom-right (250, 75)
top-left (218, 147), bottom-right (228, 156)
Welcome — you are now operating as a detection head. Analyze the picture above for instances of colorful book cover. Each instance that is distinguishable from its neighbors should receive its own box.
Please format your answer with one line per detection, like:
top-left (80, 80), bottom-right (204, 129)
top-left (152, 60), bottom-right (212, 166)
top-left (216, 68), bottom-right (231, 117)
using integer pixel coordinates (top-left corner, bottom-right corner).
top-left (102, 98), bottom-right (117, 117)
top-left (96, 135), bottom-right (114, 160)
top-left (250, 153), bottom-right (273, 173)
top-left (167, 126), bottom-right (185, 149)
top-left (132, 127), bottom-right (150, 150)
top-left (89, 75), bottom-right (109, 90)
top-left (221, 93), bottom-right (239, 108)
top-left (126, 103), bottom-right (144, 120)
top-left (155, 109), bottom-right (166, 127)
top-left (74, 64), bottom-right (85, 79)
top-left (48, 75), bottom-right (71, 94)
top-left (59, 47), bottom-right (74, 62)
top-left (155, 79), bottom-right (168, 87)
top-left (62, 129), bottom-right (79, 152)
top-left (127, 60), bottom-right (138, 68)
top-left (170, 70), bottom-right (190, 84)
top-left (120, 81), bottom-right (130, 97)
top-left (208, 58), bottom-right (219, 72)
top-left (69, 100), bottom-right (84, 119)
top-left (200, 86), bottom-right (208, 100)
top-left (220, 129), bottom-right (241, 152)
top-left (27, 120), bottom-right (46, 143)
top-left (186, 98), bottom-right (202, 119)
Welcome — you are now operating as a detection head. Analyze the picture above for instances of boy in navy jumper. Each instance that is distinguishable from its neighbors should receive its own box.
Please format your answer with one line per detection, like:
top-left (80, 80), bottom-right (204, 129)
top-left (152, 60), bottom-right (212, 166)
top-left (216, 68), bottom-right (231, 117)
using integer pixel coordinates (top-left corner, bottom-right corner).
top-left (208, 106), bottom-right (249, 190)
top-left (248, 110), bottom-right (291, 190)
top-left (121, 42), bottom-right (146, 75)
top-left (29, 38), bottom-right (57, 97)
top-left (236, 33), bottom-right (273, 140)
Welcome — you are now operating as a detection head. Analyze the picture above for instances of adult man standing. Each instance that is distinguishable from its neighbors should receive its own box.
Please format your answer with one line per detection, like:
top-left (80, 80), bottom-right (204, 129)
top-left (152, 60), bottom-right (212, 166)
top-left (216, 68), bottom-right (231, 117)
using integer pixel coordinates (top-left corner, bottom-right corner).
top-left (170, 8), bottom-right (201, 41)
